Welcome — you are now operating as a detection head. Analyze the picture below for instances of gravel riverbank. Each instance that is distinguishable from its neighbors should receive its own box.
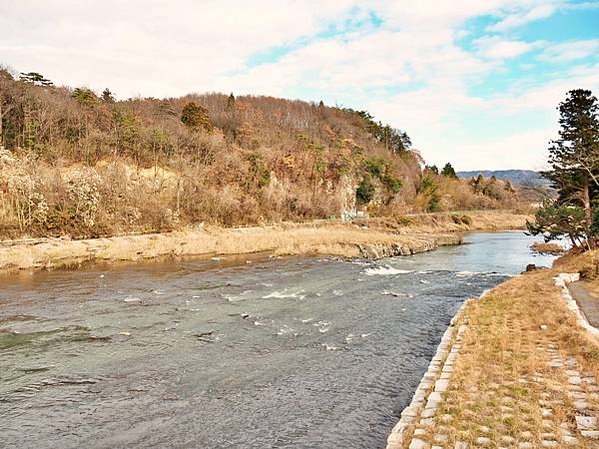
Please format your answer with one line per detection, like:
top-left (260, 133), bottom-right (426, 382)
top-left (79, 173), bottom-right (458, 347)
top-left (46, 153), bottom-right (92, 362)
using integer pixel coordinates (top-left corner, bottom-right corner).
top-left (0, 211), bottom-right (529, 274)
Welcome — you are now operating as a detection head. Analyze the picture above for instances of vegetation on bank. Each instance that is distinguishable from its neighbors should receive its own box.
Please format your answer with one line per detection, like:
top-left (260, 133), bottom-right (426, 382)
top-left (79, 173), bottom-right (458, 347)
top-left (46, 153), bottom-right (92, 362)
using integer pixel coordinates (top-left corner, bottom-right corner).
top-left (1, 68), bottom-right (521, 239)
top-left (0, 210), bottom-right (529, 274)
top-left (433, 260), bottom-right (599, 448)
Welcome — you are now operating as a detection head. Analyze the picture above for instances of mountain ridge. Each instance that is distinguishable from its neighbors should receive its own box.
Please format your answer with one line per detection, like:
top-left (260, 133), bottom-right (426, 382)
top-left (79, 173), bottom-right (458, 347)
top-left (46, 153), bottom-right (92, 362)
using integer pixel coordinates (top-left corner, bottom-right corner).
top-left (457, 169), bottom-right (551, 187)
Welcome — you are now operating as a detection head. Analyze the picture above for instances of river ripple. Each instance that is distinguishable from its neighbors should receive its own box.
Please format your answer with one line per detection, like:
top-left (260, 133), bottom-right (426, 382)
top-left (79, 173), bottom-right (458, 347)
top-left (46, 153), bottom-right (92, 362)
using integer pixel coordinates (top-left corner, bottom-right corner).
top-left (0, 232), bottom-right (555, 449)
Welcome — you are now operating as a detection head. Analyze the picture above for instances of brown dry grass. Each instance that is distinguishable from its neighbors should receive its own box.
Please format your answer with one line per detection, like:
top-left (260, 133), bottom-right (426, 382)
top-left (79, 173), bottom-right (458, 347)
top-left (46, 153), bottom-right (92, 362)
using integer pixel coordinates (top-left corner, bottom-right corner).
top-left (582, 282), bottom-right (599, 300)
top-left (0, 210), bottom-right (527, 274)
top-left (427, 259), bottom-right (599, 448)
top-left (368, 209), bottom-right (531, 234)
top-left (0, 70), bottom-right (528, 241)
top-left (0, 222), bottom-right (452, 273)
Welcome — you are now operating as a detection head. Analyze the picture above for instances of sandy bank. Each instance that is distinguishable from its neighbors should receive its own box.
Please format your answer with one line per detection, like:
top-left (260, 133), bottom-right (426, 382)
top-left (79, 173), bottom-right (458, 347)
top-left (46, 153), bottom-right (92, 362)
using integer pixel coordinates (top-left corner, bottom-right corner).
top-left (0, 210), bottom-right (530, 274)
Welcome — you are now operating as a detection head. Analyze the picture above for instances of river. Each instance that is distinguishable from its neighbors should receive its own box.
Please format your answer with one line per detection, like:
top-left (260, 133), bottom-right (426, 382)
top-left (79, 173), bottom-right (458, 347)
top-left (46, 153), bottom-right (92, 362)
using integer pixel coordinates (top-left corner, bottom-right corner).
top-left (0, 232), bottom-right (556, 449)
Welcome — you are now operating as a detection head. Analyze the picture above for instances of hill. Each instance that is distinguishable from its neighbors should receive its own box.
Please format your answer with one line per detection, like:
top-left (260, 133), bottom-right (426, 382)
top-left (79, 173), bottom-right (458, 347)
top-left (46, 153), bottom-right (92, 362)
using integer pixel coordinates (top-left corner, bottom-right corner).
top-left (0, 68), bottom-right (522, 239)
top-left (457, 169), bottom-right (550, 187)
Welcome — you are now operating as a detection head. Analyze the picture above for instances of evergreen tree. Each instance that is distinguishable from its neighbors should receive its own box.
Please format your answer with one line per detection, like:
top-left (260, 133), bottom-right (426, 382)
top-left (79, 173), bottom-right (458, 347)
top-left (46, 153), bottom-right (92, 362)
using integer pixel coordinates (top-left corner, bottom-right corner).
top-left (181, 102), bottom-right (213, 132)
top-left (544, 89), bottom-right (599, 231)
top-left (351, 109), bottom-right (411, 153)
top-left (527, 200), bottom-right (586, 247)
top-left (226, 93), bottom-right (235, 110)
top-left (102, 88), bottom-right (115, 102)
top-left (72, 88), bottom-right (98, 106)
top-left (419, 176), bottom-right (440, 211)
top-left (441, 162), bottom-right (457, 178)
top-left (19, 72), bottom-right (53, 86)
top-left (426, 164), bottom-right (439, 174)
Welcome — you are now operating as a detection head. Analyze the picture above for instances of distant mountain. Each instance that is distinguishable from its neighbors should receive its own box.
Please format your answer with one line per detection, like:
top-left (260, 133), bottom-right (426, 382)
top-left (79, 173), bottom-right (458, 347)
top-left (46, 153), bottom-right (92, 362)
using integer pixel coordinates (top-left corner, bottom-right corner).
top-left (457, 169), bottom-right (551, 187)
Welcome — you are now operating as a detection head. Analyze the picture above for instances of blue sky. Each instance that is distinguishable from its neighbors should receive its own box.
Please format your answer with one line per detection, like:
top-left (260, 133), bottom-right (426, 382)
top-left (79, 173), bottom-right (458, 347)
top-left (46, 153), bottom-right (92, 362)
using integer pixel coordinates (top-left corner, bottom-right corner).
top-left (1, 0), bottom-right (598, 169)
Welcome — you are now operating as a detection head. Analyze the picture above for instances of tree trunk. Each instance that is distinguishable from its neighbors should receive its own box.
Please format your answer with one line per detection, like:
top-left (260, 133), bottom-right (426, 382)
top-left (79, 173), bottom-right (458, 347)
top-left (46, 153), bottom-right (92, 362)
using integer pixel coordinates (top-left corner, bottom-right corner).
top-left (569, 233), bottom-right (577, 248)
top-left (583, 177), bottom-right (592, 232)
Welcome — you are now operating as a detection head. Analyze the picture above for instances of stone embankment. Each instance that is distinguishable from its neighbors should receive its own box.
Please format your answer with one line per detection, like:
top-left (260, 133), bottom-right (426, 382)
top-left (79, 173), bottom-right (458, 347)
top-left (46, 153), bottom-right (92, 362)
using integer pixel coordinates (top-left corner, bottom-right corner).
top-left (386, 300), bottom-right (471, 449)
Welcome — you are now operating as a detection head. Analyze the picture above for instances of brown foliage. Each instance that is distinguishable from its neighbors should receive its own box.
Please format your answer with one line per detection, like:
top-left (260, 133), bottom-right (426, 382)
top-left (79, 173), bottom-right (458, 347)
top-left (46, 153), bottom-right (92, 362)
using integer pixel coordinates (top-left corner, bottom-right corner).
top-left (0, 71), bottom-right (521, 238)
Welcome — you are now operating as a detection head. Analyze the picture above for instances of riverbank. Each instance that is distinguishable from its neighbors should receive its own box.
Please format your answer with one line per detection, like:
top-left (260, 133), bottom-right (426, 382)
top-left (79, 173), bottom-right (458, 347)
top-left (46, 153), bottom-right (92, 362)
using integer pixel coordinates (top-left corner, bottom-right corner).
top-left (0, 210), bottom-right (529, 274)
top-left (387, 252), bottom-right (599, 448)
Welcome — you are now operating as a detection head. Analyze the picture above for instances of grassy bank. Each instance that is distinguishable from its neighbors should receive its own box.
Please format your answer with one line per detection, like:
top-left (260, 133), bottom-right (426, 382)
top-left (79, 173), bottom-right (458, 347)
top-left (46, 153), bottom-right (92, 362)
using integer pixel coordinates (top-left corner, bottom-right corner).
top-left (393, 251), bottom-right (599, 448)
top-left (0, 210), bottom-right (529, 274)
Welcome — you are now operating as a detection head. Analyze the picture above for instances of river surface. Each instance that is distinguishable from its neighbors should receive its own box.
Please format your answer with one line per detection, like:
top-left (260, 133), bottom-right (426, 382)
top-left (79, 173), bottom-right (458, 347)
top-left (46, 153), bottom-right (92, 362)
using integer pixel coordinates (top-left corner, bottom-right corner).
top-left (0, 232), bottom-right (556, 449)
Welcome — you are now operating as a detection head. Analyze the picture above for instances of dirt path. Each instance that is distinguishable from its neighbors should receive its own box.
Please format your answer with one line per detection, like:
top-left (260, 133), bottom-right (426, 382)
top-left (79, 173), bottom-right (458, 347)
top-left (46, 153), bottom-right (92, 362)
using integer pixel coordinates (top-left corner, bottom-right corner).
top-left (570, 281), bottom-right (599, 329)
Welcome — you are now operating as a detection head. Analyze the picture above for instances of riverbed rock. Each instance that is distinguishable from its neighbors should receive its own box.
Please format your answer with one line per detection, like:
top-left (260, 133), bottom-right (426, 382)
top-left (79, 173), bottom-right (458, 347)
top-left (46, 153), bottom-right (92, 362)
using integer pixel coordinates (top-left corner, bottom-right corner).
top-left (356, 234), bottom-right (461, 259)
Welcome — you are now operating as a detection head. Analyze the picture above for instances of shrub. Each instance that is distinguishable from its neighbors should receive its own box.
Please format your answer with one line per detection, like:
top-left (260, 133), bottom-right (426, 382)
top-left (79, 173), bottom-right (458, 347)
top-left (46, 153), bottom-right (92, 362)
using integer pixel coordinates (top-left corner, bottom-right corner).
top-left (356, 175), bottom-right (375, 205)
top-left (419, 176), bottom-right (440, 212)
top-left (461, 214), bottom-right (473, 226)
top-left (181, 102), bottom-right (213, 132)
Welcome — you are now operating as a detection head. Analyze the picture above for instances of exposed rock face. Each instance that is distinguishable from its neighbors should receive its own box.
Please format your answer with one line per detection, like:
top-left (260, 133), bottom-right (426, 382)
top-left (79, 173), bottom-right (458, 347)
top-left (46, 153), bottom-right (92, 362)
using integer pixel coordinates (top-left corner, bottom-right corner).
top-left (356, 234), bottom-right (462, 259)
top-left (339, 175), bottom-right (358, 221)
top-left (357, 242), bottom-right (435, 258)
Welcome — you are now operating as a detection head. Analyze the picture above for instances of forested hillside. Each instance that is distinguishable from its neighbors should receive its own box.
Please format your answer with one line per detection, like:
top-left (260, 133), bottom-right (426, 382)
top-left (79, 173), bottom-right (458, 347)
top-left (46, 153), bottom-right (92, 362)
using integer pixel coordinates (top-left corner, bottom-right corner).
top-left (0, 68), bottom-right (520, 238)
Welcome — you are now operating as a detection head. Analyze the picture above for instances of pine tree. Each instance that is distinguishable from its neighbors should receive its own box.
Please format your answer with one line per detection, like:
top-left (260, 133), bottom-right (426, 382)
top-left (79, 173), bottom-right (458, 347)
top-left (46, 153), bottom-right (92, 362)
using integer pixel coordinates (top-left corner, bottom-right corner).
top-left (544, 89), bottom-right (599, 231)
top-left (441, 162), bottom-right (457, 178)
top-left (19, 72), bottom-right (53, 86)
top-left (102, 88), bottom-right (115, 102)
top-left (226, 93), bottom-right (235, 110)
top-left (72, 88), bottom-right (98, 107)
top-left (426, 164), bottom-right (439, 174)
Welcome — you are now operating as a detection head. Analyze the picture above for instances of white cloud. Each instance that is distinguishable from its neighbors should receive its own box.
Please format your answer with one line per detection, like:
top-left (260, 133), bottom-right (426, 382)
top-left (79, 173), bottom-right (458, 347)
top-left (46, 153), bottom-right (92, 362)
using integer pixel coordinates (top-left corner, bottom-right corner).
top-left (448, 129), bottom-right (554, 170)
top-left (223, 27), bottom-right (490, 101)
top-left (488, 2), bottom-right (561, 32)
top-left (0, 0), bottom-right (553, 97)
top-left (0, 0), bottom-right (591, 170)
top-left (538, 40), bottom-right (599, 63)
top-left (366, 62), bottom-right (599, 170)
top-left (486, 63), bottom-right (599, 113)
top-left (0, 0), bottom-right (361, 97)
top-left (475, 36), bottom-right (541, 59)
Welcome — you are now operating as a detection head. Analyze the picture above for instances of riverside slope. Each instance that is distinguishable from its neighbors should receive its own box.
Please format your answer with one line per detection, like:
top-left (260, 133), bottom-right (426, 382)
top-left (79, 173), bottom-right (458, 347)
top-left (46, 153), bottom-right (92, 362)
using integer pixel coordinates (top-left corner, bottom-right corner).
top-left (0, 210), bottom-right (529, 274)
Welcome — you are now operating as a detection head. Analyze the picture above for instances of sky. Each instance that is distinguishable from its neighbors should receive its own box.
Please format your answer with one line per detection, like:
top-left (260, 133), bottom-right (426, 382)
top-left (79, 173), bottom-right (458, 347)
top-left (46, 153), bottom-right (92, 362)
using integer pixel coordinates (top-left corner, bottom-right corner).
top-left (0, 1), bottom-right (598, 170)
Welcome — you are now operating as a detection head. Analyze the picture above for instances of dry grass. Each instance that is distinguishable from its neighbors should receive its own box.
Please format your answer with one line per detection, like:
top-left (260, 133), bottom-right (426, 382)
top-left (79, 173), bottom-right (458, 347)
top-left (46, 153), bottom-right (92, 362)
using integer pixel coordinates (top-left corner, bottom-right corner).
top-left (424, 261), bottom-right (599, 448)
top-left (375, 209), bottom-right (531, 234)
top-left (0, 70), bottom-right (528, 240)
top-left (0, 210), bottom-right (526, 274)
top-left (0, 221), bottom-right (458, 274)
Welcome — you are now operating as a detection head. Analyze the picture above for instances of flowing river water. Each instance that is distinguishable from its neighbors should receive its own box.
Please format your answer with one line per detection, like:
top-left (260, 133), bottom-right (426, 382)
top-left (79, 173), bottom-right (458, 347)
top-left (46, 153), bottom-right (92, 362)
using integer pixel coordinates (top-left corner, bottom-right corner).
top-left (0, 232), bottom-right (556, 449)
